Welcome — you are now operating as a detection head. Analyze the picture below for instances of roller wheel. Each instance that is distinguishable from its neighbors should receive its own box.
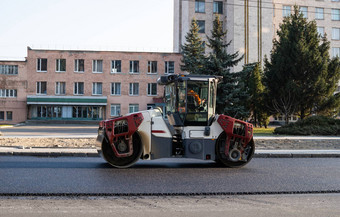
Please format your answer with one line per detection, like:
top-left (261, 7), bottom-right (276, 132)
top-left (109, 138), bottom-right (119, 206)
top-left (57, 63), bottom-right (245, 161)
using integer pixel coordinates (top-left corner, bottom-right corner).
top-left (215, 132), bottom-right (255, 168)
top-left (102, 132), bottom-right (142, 168)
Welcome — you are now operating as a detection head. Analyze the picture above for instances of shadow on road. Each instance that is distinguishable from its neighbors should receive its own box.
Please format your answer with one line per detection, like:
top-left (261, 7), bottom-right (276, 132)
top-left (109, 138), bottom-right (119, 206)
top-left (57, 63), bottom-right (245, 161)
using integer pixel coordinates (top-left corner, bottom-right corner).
top-left (0, 157), bottom-right (251, 170)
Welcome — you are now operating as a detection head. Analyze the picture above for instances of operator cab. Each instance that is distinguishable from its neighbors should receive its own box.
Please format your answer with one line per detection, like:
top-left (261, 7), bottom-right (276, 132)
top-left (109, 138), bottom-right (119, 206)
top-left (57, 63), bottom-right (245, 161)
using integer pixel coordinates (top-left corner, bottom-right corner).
top-left (158, 74), bottom-right (222, 126)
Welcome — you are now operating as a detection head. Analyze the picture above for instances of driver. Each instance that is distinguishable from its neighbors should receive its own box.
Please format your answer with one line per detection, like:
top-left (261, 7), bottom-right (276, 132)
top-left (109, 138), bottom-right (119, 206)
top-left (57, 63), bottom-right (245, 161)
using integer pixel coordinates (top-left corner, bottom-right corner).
top-left (187, 89), bottom-right (201, 106)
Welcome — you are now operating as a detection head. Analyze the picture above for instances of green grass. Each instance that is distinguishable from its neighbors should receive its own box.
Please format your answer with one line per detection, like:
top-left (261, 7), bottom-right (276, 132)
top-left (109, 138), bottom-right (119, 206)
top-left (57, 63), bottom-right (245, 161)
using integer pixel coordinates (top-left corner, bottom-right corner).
top-left (0, 125), bottom-right (11, 128)
top-left (253, 127), bottom-right (275, 136)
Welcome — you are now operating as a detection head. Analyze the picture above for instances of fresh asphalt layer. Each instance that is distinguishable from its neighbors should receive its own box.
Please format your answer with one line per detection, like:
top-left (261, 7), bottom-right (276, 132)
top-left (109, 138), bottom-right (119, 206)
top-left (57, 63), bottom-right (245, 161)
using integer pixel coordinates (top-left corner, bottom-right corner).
top-left (0, 156), bottom-right (339, 196)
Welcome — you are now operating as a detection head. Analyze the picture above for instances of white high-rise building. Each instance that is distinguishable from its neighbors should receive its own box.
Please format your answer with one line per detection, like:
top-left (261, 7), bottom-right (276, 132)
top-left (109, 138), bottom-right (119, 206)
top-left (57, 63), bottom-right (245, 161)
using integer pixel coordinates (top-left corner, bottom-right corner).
top-left (174, 0), bottom-right (340, 76)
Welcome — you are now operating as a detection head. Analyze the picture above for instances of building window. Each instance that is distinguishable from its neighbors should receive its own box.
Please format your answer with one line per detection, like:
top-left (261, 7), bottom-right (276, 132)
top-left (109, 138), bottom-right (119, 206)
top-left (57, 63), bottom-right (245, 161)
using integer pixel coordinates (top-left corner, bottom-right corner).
top-left (165, 61), bottom-right (175, 74)
top-left (283, 6), bottom-right (291, 17)
top-left (56, 59), bottom-right (66, 72)
top-left (111, 60), bottom-right (121, 73)
top-left (93, 60), bottom-right (103, 73)
top-left (129, 104), bottom-right (139, 113)
top-left (74, 82), bottom-right (84, 95)
top-left (129, 83), bottom-right (139, 96)
top-left (74, 59), bottom-right (84, 72)
top-left (332, 9), bottom-right (340, 20)
top-left (147, 61), bottom-right (157, 74)
top-left (129, 60), bottom-right (139, 73)
top-left (110, 104), bottom-right (121, 116)
top-left (0, 89), bottom-right (17, 98)
top-left (317, 27), bottom-right (325, 37)
top-left (111, 82), bottom-right (121, 95)
top-left (197, 20), bottom-right (205, 33)
top-left (33, 105), bottom-right (62, 118)
top-left (299, 6), bottom-right (308, 18)
top-left (315, 8), bottom-right (324, 20)
top-left (0, 111), bottom-right (4, 120)
top-left (92, 82), bottom-right (103, 95)
top-left (332, 28), bottom-right (340, 40)
top-left (213, 1), bottom-right (223, 14)
top-left (0, 65), bottom-right (18, 75)
top-left (195, 0), bottom-right (205, 13)
top-left (37, 58), bottom-right (47, 72)
top-left (147, 83), bottom-right (157, 96)
top-left (6, 111), bottom-right (12, 120)
top-left (55, 82), bottom-right (66, 95)
top-left (71, 106), bottom-right (102, 119)
top-left (332, 47), bottom-right (340, 58)
top-left (36, 82), bottom-right (47, 95)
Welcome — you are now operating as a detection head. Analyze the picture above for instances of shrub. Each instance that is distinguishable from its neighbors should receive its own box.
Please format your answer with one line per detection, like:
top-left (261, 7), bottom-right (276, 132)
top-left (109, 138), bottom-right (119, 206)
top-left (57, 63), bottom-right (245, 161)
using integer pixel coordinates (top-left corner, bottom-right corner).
top-left (274, 116), bottom-right (340, 135)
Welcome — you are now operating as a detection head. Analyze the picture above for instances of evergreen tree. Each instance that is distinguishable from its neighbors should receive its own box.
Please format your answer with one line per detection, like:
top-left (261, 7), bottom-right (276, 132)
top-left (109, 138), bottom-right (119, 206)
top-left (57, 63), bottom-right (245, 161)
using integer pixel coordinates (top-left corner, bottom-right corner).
top-left (245, 63), bottom-right (269, 127)
top-left (203, 15), bottom-right (247, 119)
top-left (180, 18), bottom-right (205, 74)
top-left (264, 5), bottom-right (340, 123)
top-left (315, 37), bottom-right (340, 116)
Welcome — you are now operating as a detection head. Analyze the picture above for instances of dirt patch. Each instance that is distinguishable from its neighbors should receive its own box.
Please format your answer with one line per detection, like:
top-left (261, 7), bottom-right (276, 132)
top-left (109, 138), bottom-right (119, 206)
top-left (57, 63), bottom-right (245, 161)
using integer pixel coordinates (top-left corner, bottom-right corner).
top-left (0, 138), bottom-right (97, 148)
top-left (0, 137), bottom-right (339, 150)
top-left (255, 139), bottom-right (340, 150)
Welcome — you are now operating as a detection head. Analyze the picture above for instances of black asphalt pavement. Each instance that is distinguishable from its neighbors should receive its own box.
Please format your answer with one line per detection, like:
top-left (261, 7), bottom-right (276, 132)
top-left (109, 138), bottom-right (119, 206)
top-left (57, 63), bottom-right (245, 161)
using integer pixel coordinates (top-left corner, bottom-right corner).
top-left (0, 156), bottom-right (339, 195)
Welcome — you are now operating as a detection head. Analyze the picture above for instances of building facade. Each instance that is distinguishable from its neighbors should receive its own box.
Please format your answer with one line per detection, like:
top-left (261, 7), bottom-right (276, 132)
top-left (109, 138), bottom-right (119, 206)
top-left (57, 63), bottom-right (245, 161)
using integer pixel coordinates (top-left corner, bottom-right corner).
top-left (0, 47), bottom-right (182, 124)
top-left (0, 60), bottom-right (27, 124)
top-left (174, 0), bottom-right (340, 72)
top-left (174, 0), bottom-right (273, 71)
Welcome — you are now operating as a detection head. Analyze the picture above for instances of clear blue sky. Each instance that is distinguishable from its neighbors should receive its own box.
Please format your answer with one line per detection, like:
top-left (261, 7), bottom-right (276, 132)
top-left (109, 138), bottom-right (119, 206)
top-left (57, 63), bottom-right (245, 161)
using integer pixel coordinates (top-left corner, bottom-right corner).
top-left (0, 0), bottom-right (173, 59)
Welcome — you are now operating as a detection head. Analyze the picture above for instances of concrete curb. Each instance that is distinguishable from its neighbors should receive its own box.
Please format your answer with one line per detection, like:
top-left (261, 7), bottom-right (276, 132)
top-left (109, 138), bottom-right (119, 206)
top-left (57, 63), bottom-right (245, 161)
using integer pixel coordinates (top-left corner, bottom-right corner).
top-left (0, 147), bottom-right (339, 158)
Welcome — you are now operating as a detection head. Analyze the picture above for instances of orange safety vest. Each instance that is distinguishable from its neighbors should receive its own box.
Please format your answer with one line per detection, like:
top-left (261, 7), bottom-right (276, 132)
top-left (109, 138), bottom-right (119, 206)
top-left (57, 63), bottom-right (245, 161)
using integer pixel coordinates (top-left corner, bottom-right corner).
top-left (187, 90), bottom-right (201, 105)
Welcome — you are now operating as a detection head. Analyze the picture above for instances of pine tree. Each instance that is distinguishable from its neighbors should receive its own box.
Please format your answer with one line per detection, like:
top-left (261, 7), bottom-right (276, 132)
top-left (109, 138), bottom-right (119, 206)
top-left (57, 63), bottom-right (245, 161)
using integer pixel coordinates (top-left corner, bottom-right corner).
top-left (203, 15), bottom-right (247, 119)
top-left (246, 63), bottom-right (269, 127)
top-left (180, 18), bottom-right (205, 74)
top-left (315, 37), bottom-right (340, 116)
top-left (264, 5), bottom-right (340, 123)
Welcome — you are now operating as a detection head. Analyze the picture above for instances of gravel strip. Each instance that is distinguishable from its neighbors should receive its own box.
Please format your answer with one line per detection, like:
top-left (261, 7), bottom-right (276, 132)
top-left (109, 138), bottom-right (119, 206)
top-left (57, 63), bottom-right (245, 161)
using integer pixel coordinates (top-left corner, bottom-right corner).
top-left (0, 137), bottom-right (339, 150)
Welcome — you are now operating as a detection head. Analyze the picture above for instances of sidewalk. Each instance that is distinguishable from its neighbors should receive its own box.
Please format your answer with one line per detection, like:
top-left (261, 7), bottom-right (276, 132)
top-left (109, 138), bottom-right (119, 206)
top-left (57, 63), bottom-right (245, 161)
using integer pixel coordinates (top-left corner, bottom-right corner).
top-left (0, 146), bottom-right (339, 158)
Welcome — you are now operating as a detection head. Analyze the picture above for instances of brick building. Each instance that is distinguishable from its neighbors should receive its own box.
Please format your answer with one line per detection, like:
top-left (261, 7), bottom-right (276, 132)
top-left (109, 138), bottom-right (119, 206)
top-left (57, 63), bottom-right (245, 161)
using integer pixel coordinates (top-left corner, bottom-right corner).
top-left (0, 47), bottom-right (182, 124)
top-left (0, 59), bottom-right (27, 123)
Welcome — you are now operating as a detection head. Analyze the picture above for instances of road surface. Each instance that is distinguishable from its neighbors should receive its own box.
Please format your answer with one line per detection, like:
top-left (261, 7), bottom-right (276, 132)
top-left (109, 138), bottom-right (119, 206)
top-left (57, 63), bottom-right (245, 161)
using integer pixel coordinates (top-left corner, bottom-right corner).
top-left (0, 194), bottom-right (339, 217)
top-left (1, 156), bottom-right (339, 217)
top-left (0, 156), bottom-right (339, 195)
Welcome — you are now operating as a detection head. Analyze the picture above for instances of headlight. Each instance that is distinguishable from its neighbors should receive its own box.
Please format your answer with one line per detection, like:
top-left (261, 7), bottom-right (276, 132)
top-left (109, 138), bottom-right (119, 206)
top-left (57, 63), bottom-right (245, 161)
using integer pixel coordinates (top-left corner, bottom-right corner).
top-left (233, 122), bottom-right (246, 136)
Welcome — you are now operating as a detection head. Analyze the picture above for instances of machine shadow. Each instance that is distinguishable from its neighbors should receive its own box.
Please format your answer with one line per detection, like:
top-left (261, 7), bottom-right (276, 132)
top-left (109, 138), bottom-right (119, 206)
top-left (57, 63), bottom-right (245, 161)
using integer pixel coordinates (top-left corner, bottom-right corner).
top-left (101, 159), bottom-right (241, 169)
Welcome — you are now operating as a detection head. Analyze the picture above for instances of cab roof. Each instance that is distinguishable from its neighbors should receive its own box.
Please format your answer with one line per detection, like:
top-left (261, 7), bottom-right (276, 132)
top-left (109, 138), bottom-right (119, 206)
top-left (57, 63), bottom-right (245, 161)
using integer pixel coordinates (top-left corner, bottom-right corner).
top-left (157, 74), bottom-right (222, 85)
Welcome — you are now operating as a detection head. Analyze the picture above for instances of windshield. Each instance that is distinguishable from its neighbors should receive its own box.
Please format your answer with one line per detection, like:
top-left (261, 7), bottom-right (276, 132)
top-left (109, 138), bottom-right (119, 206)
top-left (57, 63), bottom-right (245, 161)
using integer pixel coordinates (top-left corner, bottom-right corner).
top-left (163, 75), bottom-right (218, 126)
top-left (184, 80), bottom-right (209, 125)
top-left (165, 83), bottom-right (176, 115)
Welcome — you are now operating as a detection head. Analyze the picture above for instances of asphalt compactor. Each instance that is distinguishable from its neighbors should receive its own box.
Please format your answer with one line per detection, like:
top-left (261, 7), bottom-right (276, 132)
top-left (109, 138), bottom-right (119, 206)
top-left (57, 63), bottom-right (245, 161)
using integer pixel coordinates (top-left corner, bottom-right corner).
top-left (97, 74), bottom-right (255, 168)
